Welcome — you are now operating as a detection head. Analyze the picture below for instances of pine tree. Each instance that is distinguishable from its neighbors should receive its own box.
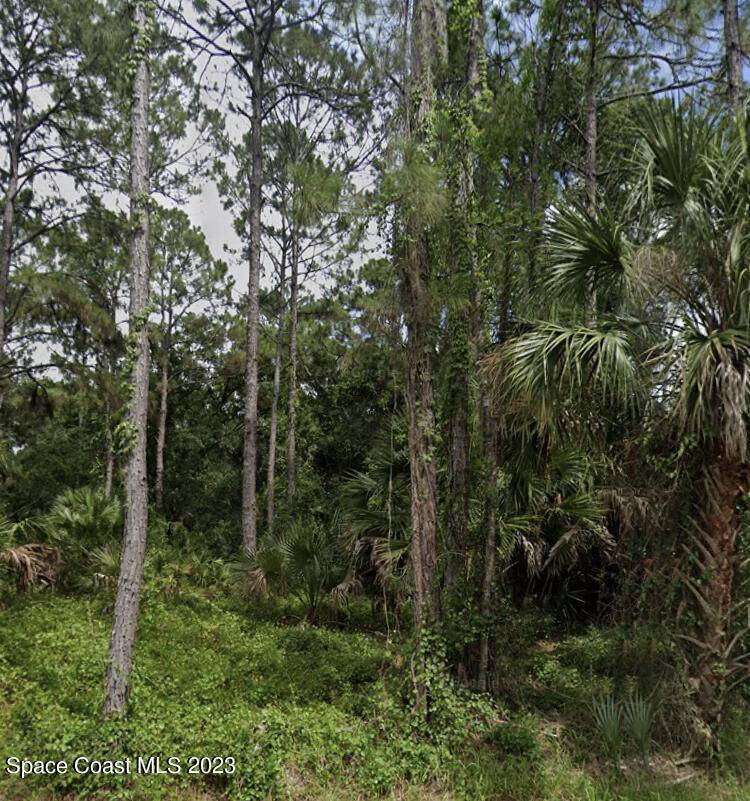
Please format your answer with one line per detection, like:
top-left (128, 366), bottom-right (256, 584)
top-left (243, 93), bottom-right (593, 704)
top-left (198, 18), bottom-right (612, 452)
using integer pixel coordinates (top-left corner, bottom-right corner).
top-left (103, 0), bottom-right (153, 718)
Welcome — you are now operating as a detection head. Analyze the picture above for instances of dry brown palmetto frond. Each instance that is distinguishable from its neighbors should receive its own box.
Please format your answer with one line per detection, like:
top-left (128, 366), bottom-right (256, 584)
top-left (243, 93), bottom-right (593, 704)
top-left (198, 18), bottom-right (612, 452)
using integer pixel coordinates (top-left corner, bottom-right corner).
top-left (715, 360), bottom-right (749, 463)
top-left (631, 245), bottom-right (679, 295)
top-left (676, 327), bottom-right (750, 462)
top-left (243, 567), bottom-right (270, 599)
top-left (601, 487), bottom-right (659, 540)
top-left (331, 572), bottom-right (362, 606)
top-left (515, 533), bottom-right (545, 577)
top-left (543, 524), bottom-right (616, 577)
top-left (1, 544), bottom-right (59, 590)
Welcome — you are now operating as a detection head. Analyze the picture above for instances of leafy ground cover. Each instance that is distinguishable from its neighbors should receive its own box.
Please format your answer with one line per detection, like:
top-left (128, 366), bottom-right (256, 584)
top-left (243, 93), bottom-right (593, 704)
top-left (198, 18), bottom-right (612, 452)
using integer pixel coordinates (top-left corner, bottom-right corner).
top-left (0, 592), bottom-right (747, 801)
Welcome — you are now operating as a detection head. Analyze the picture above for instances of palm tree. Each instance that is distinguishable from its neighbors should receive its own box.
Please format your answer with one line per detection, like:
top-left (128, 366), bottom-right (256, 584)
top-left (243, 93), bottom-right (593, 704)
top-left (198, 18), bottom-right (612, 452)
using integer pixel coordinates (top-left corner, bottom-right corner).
top-left (234, 522), bottom-right (349, 623)
top-left (489, 102), bottom-right (750, 746)
top-left (46, 487), bottom-right (122, 552)
top-left (338, 423), bottom-right (412, 596)
top-left (501, 444), bottom-right (615, 614)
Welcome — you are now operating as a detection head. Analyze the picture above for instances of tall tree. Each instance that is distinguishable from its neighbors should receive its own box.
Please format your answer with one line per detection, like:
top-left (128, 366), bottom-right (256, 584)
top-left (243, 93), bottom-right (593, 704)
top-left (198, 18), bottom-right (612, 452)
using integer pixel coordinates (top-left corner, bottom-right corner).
top-left (286, 222), bottom-right (300, 510)
top-left (182, 0), bottom-right (367, 548)
top-left (263, 120), bottom-right (362, 527)
top-left (178, 0), bottom-right (350, 554)
top-left (31, 204), bottom-right (129, 497)
top-left (476, 392), bottom-right (498, 692)
top-left (396, 0), bottom-right (448, 635)
top-left (103, 0), bottom-right (152, 718)
top-left (151, 207), bottom-right (229, 512)
top-left (268, 117), bottom-right (354, 515)
top-left (442, 0), bottom-right (485, 597)
top-left (527, 0), bottom-right (569, 280)
top-left (265, 221), bottom-right (287, 533)
top-left (583, 0), bottom-right (601, 210)
top-left (0, 0), bottom-right (99, 373)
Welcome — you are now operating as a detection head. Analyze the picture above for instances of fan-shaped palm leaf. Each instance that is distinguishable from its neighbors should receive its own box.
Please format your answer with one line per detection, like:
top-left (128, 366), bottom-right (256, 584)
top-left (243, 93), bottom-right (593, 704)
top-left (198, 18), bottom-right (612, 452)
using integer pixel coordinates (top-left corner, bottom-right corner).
top-left (676, 326), bottom-right (750, 461)
top-left (489, 321), bottom-right (642, 434)
top-left (545, 203), bottom-right (634, 308)
top-left (636, 102), bottom-right (715, 211)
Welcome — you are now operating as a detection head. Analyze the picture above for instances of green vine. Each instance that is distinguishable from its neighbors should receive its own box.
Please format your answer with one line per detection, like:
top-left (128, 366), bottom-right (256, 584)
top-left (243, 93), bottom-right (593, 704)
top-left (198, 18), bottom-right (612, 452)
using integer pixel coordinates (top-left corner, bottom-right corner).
top-left (411, 627), bottom-right (497, 745)
top-left (114, 1), bottom-right (155, 458)
top-left (125, 0), bottom-right (156, 82)
top-left (114, 300), bottom-right (154, 456)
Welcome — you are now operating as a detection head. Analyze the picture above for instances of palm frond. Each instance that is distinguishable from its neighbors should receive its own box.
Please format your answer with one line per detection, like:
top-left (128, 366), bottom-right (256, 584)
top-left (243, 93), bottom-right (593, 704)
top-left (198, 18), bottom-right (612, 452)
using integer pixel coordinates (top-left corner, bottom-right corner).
top-left (676, 326), bottom-right (750, 460)
top-left (543, 523), bottom-right (614, 577)
top-left (545, 203), bottom-right (634, 308)
top-left (487, 321), bottom-right (642, 433)
top-left (331, 571), bottom-right (362, 606)
top-left (0, 543), bottom-right (59, 590)
top-left (636, 101), bottom-right (715, 211)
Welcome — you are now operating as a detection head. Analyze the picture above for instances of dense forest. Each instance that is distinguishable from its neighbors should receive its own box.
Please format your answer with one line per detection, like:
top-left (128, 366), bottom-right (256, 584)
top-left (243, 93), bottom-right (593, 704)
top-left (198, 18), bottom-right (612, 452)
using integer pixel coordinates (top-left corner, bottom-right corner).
top-left (1, 0), bottom-right (750, 799)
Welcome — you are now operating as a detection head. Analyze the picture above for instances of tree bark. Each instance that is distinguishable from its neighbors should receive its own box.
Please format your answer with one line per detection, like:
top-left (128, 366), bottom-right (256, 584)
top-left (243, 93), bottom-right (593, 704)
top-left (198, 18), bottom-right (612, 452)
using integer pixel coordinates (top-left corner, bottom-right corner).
top-left (101, 353), bottom-right (116, 498)
top-left (104, 0), bottom-right (152, 719)
top-left (693, 454), bottom-right (749, 746)
top-left (154, 272), bottom-right (173, 513)
top-left (0, 104), bottom-right (21, 364)
top-left (584, 0), bottom-right (600, 212)
top-left (723, 0), bottom-right (743, 116)
top-left (286, 232), bottom-right (299, 510)
top-left (477, 392), bottom-right (498, 693)
top-left (444, 369), bottom-right (470, 594)
top-left (154, 346), bottom-right (169, 512)
top-left (104, 393), bottom-right (115, 499)
top-left (104, 433), bottom-right (115, 499)
top-left (400, 0), bottom-right (448, 636)
top-left (444, 0), bottom-right (484, 597)
top-left (405, 304), bottom-right (441, 633)
top-left (266, 236), bottom-right (287, 534)
top-left (241, 55), bottom-right (264, 556)
top-left (528, 0), bottom-right (566, 284)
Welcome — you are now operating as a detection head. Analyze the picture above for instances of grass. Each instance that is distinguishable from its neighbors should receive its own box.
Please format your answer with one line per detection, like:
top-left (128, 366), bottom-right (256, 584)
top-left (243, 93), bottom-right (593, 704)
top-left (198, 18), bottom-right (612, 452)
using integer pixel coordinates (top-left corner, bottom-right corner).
top-left (0, 591), bottom-right (747, 800)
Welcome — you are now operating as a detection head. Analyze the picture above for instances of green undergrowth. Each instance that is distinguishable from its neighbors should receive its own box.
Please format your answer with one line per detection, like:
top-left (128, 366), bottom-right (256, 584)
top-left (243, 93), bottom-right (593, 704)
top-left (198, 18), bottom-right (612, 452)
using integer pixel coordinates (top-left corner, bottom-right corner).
top-left (0, 593), bottom-right (747, 801)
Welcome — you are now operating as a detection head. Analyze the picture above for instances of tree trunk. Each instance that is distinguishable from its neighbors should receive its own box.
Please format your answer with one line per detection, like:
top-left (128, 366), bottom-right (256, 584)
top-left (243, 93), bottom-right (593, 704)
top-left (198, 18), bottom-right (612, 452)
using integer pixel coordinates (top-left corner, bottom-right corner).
top-left (444, 0), bottom-right (484, 598)
top-left (286, 233), bottom-right (299, 510)
top-left (477, 392), bottom-right (498, 693)
top-left (154, 348), bottom-right (169, 512)
top-left (528, 0), bottom-right (566, 284)
top-left (0, 106), bottom-right (21, 363)
top-left (102, 354), bottom-right (115, 498)
top-left (693, 454), bottom-right (749, 747)
top-left (266, 239), bottom-right (286, 534)
top-left (445, 371), bottom-right (470, 594)
top-left (723, 0), bottom-right (743, 116)
top-left (104, 435), bottom-right (115, 499)
top-left (405, 304), bottom-right (441, 633)
top-left (104, 0), bottom-right (151, 719)
top-left (584, 0), bottom-right (600, 212)
top-left (399, 0), bottom-right (447, 640)
top-left (104, 396), bottom-right (115, 499)
top-left (241, 57), bottom-right (264, 556)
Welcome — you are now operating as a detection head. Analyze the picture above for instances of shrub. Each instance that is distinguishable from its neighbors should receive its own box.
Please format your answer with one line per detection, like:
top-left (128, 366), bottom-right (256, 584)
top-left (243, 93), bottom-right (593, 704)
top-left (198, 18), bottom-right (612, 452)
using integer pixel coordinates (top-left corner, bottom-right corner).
top-left (0, 516), bottom-right (58, 594)
top-left (591, 692), bottom-right (656, 765)
top-left (622, 692), bottom-right (654, 758)
top-left (233, 522), bottom-right (350, 622)
top-left (43, 487), bottom-right (122, 588)
top-left (489, 720), bottom-right (540, 758)
top-left (45, 487), bottom-right (122, 552)
top-left (591, 694), bottom-right (624, 762)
